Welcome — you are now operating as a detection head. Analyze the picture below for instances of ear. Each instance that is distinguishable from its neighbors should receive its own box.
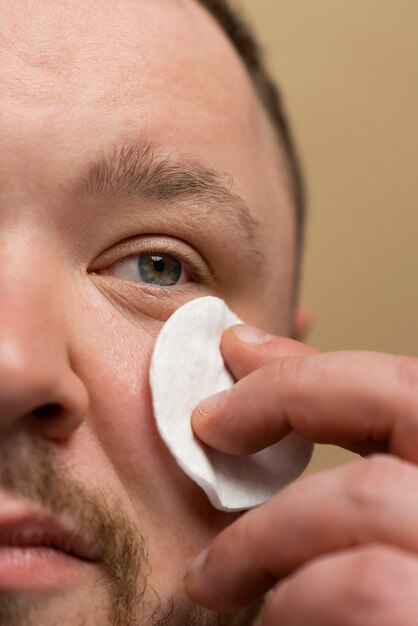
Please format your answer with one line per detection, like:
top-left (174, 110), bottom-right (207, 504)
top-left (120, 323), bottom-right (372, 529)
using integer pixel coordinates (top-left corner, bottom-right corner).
top-left (292, 305), bottom-right (312, 341)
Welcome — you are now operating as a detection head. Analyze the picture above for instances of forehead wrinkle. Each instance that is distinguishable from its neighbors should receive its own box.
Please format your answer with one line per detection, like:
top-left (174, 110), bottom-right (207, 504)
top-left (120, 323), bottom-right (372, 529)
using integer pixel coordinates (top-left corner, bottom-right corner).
top-left (74, 140), bottom-right (266, 266)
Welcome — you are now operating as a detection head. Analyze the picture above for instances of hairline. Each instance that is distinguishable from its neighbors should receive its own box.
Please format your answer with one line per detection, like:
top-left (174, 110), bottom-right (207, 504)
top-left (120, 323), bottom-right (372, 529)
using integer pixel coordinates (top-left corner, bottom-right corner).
top-left (193, 0), bottom-right (305, 298)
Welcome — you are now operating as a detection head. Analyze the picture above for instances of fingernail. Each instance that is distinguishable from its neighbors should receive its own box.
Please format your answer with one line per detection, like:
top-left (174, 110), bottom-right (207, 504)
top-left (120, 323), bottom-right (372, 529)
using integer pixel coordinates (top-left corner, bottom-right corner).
top-left (232, 324), bottom-right (274, 345)
top-left (184, 548), bottom-right (209, 585)
top-left (198, 389), bottom-right (230, 415)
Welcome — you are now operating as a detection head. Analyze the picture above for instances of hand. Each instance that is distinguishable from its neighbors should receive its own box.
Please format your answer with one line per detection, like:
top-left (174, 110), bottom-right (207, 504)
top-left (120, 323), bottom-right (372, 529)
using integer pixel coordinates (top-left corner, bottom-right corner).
top-left (184, 324), bottom-right (418, 625)
top-left (185, 455), bottom-right (418, 625)
top-left (191, 325), bottom-right (418, 460)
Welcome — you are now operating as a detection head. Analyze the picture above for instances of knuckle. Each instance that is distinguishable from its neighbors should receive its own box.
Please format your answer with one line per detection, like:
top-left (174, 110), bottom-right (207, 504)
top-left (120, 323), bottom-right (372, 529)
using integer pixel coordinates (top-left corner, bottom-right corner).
top-left (345, 455), bottom-right (409, 512)
top-left (270, 354), bottom-right (305, 387)
top-left (269, 355), bottom-right (308, 415)
top-left (347, 545), bottom-right (404, 609)
top-left (397, 357), bottom-right (418, 399)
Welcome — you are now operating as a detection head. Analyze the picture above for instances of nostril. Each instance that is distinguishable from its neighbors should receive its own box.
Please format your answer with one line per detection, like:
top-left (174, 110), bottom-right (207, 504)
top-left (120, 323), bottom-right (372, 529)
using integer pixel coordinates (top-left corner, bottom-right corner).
top-left (32, 403), bottom-right (63, 420)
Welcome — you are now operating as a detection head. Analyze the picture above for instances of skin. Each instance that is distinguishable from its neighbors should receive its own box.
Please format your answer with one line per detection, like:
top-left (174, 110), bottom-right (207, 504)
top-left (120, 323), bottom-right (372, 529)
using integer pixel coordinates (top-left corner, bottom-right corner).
top-left (186, 330), bottom-right (418, 625)
top-left (5, 1), bottom-right (416, 624)
top-left (0, 0), bottom-right (295, 624)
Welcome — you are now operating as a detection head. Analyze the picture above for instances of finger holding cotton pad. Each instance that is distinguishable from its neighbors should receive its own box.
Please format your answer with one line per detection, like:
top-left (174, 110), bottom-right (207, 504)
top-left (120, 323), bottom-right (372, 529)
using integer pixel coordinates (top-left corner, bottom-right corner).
top-left (149, 296), bottom-right (313, 512)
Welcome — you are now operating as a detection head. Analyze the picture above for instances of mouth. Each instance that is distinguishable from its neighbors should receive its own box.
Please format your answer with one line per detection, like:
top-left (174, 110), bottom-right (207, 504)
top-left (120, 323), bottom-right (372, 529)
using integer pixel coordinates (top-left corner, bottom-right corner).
top-left (0, 517), bottom-right (99, 561)
top-left (0, 498), bottom-right (101, 589)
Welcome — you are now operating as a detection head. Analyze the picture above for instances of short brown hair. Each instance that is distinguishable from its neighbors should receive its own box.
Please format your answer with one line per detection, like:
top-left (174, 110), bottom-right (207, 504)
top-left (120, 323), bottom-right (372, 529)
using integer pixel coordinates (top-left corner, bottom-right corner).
top-left (196, 0), bottom-right (305, 262)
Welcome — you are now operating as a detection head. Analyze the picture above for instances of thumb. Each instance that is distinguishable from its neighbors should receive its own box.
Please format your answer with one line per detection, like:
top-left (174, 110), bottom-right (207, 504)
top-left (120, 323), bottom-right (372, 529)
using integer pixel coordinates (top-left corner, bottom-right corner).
top-left (191, 325), bottom-right (318, 451)
top-left (221, 324), bottom-right (318, 381)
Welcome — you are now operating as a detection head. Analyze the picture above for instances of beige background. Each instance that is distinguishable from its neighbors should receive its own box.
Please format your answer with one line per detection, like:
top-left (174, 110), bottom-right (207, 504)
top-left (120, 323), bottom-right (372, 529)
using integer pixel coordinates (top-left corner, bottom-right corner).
top-left (240, 0), bottom-right (418, 472)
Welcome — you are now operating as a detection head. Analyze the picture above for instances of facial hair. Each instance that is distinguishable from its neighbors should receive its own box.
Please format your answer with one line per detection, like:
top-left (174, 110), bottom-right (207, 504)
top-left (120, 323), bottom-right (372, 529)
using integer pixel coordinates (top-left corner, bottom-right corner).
top-left (0, 432), bottom-right (261, 625)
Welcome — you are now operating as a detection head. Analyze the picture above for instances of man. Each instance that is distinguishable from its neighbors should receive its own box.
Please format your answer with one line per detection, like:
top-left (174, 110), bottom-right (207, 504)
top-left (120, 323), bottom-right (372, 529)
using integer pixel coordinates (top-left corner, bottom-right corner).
top-left (0, 0), bottom-right (417, 625)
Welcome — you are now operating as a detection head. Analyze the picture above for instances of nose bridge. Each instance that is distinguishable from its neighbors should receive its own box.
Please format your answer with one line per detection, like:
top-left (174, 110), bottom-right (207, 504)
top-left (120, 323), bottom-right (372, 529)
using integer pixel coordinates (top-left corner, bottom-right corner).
top-left (0, 235), bottom-right (65, 389)
top-left (0, 287), bottom-right (62, 392)
top-left (0, 233), bottom-right (65, 351)
top-left (0, 235), bottom-right (88, 439)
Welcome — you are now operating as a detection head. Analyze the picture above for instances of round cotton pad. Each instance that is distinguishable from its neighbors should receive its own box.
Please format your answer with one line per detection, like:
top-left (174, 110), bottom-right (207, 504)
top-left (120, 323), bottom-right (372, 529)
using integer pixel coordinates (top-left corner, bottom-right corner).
top-left (150, 296), bottom-right (313, 512)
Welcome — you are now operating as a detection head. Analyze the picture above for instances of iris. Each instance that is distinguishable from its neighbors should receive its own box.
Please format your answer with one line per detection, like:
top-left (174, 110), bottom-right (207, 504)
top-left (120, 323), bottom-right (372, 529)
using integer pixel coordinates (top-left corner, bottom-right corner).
top-left (138, 253), bottom-right (182, 286)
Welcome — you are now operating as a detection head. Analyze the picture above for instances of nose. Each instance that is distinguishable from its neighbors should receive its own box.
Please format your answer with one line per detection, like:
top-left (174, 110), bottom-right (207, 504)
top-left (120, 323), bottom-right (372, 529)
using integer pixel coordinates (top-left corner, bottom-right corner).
top-left (0, 277), bottom-right (88, 442)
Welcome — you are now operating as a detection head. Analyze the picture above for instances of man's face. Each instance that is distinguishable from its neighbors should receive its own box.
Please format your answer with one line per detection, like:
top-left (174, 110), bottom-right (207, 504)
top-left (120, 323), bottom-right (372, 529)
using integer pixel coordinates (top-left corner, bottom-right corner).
top-left (0, 0), bottom-right (296, 623)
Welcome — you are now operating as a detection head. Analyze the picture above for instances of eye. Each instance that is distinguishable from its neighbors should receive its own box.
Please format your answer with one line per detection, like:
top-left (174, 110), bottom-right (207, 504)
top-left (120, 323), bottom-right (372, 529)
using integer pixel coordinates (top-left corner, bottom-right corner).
top-left (102, 251), bottom-right (191, 286)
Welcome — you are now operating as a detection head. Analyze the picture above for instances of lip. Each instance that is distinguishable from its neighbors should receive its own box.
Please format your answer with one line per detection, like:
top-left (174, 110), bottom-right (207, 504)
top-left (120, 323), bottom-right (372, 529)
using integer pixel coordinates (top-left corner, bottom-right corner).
top-left (0, 497), bottom-right (101, 562)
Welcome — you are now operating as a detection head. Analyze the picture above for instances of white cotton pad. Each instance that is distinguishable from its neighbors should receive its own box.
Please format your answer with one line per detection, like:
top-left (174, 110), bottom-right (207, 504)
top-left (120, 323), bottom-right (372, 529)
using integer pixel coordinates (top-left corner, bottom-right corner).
top-left (150, 296), bottom-right (313, 512)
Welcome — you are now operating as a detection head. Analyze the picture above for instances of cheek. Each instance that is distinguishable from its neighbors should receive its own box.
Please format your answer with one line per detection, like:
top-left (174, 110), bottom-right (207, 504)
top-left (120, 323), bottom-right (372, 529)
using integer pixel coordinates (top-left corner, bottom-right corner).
top-left (80, 314), bottom-right (174, 502)
top-left (72, 307), bottom-right (233, 545)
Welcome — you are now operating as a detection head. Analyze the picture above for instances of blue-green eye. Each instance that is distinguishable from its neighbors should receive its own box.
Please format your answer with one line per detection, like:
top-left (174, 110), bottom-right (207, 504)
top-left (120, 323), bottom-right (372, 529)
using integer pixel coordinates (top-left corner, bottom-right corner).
top-left (138, 253), bottom-right (182, 286)
top-left (102, 251), bottom-right (189, 286)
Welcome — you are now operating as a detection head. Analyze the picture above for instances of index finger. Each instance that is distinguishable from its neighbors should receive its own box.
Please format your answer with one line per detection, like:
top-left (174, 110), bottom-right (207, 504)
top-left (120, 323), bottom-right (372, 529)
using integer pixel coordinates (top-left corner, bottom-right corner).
top-left (191, 350), bottom-right (418, 461)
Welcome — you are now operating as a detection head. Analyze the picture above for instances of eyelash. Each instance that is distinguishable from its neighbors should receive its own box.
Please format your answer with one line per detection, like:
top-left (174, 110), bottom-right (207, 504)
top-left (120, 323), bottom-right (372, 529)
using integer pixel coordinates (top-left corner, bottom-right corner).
top-left (118, 248), bottom-right (197, 282)
top-left (91, 239), bottom-right (213, 286)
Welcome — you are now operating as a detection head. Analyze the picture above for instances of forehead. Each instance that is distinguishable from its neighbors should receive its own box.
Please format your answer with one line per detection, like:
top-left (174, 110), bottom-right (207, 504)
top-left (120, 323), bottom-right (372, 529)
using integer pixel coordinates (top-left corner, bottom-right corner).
top-left (0, 0), bottom-right (286, 190)
top-left (0, 0), bottom-right (295, 322)
top-left (2, 0), bottom-right (242, 105)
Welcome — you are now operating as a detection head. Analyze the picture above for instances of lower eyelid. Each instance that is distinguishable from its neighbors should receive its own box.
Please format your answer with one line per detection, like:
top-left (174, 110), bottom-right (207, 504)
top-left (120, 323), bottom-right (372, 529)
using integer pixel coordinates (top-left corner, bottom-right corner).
top-left (90, 240), bottom-right (216, 284)
top-left (87, 234), bottom-right (222, 287)
top-left (103, 253), bottom-right (194, 286)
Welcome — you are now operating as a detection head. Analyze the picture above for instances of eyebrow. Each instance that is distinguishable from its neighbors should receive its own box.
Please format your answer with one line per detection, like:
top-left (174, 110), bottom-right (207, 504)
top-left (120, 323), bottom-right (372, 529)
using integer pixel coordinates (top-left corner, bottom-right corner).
top-left (74, 141), bottom-right (264, 263)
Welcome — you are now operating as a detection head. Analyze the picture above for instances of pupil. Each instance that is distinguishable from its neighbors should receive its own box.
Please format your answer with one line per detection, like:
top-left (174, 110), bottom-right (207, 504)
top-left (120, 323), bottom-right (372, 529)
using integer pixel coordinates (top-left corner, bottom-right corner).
top-left (152, 257), bottom-right (165, 273)
top-left (138, 252), bottom-right (182, 286)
